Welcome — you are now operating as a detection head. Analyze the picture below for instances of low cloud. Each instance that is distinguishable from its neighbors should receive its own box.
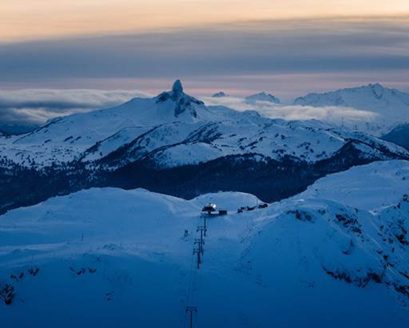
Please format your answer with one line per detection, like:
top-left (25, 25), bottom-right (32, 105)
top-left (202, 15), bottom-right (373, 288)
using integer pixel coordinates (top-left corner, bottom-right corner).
top-left (0, 88), bottom-right (386, 136)
top-left (0, 89), bottom-right (148, 133)
top-left (204, 96), bottom-right (380, 129)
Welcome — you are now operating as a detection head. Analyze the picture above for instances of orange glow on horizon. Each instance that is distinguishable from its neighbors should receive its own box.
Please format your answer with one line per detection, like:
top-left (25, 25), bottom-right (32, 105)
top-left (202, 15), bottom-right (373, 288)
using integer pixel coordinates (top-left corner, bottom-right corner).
top-left (1, 0), bottom-right (409, 42)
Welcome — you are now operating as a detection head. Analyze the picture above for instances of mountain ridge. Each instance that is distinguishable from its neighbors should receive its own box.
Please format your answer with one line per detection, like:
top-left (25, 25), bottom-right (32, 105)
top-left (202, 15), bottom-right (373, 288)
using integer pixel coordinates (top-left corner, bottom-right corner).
top-left (294, 83), bottom-right (409, 122)
top-left (0, 81), bottom-right (408, 214)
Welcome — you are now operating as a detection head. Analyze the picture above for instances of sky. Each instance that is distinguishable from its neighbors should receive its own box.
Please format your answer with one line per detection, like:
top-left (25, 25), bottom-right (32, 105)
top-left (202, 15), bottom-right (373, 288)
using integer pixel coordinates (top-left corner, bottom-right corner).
top-left (0, 1), bottom-right (409, 130)
top-left (2, 1), bottom-right (409, 42)
top-left (1, 1), bottom-right (409, 94)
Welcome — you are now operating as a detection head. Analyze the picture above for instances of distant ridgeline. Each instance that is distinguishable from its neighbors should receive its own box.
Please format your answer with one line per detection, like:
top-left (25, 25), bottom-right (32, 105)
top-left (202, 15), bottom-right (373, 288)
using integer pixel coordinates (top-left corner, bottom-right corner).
top-left (0, 81), bottom-right (408, 214)
top-left (382, 124), bottom-right (409, 151)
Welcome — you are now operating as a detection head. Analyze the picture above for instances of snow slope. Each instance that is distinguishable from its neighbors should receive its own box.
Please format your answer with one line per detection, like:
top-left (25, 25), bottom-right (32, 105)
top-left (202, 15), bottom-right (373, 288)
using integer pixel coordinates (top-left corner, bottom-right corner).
top-left (1, 160), bottom-right (409, 327)
top-left (300, 160), bottom-right (409, 210)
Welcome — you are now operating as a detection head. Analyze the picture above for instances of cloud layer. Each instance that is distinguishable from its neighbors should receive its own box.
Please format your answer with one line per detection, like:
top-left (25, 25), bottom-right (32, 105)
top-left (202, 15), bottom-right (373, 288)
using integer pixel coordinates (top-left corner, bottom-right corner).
top-left (1, 17), bottom-right (409, 98)
top-left (0, 87), bottom-right (382, 136)
top-left (204, 96), bottom-right (379, 127)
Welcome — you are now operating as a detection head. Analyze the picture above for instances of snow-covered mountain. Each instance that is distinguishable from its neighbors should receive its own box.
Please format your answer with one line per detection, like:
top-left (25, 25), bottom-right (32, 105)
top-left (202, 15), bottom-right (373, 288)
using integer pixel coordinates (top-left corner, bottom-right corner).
top-left (294, 83), bottom-right (409, 123)
top-left (1, 160), bottom-right (408, 327)
top-left (245, 92), bottom-right (280, 104)
top-left (1, 81), bottom-right (406, 169)
top-left (0, 81), bottom-right (407, 214)
top-left (1, 81), bottom-right (409, 327)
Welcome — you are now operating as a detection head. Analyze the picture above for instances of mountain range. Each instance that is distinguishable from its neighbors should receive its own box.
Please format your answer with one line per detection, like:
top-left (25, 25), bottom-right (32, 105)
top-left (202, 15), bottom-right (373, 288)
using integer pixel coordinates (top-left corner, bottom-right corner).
top-left (0, 80), bottom-right (407, 214)
top-left (1, 80), bottom-right (409, 327)
top-left (2, 83), bottom-right (409, 137)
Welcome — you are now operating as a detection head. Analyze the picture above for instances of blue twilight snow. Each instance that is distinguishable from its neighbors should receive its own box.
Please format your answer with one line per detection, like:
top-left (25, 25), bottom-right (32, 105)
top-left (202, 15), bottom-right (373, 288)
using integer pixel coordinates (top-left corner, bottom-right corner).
top-left (0, 160), bottom-right (408, 327)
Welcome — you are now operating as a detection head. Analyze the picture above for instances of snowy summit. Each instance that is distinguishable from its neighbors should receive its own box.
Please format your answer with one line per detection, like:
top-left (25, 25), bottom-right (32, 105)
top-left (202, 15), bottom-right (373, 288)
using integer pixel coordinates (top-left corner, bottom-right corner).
top-left (245, 92), bottom-right (281, 104)
top-left (294, 83), bottom-right (409, 122)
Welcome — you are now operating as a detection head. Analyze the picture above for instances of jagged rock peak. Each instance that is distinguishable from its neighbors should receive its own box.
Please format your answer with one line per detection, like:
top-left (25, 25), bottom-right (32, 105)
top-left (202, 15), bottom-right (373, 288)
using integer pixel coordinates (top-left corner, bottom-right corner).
top-left (156, 80), bottom-right (204, 118)
top-left (172, 79), bottom-right (184, 94)
top-left (368, 83), bottom-right (384, 98)
top-left (212, 91), bottom-right (228, 98)
top-left (157, 80), bottom-right (188, 100)
top-left (368, 82), bottom-right (383, 89)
